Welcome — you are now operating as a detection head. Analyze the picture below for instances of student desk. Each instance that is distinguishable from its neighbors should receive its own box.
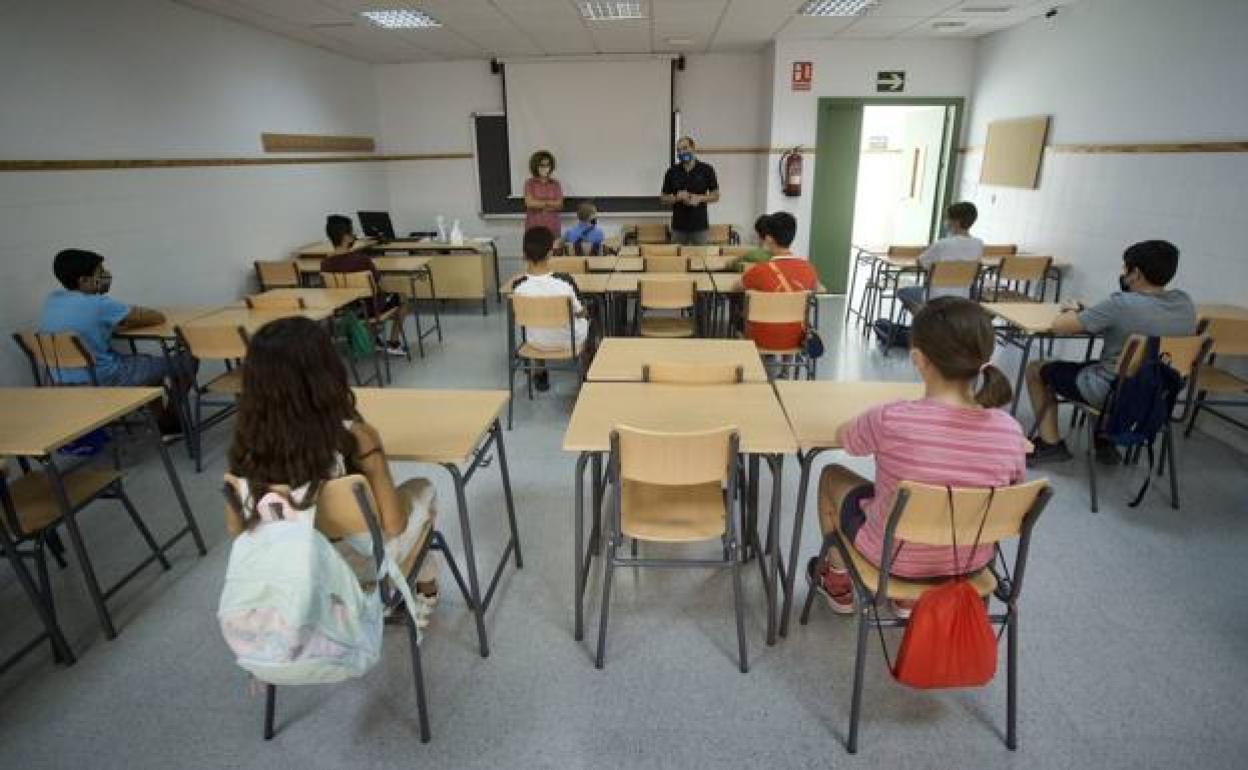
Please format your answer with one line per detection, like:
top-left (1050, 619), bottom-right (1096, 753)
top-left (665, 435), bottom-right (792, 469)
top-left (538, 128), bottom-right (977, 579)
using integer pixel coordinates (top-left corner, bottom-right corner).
top-left (773, 380), bottom-right (925, 637)
top-left (0, 388), bottom-right (206, 644)
top-left (352, 388), bottom-right (520, 658)
top-left (1198, 304), bottom-right (1248, 322)
top-left (368, 239), bottom-right (501, 311)
top-left (586, 338), bottom-right (768, 382)
top-left (586, 257), bottom-right (643, 273)
top-left (252, 287), bottom-right (370, 311)
top-left (181, 306), bottom-right (332, 335)
top-left (562, 382), bottom-right (797, 646)
top-left (983, 302), bottom-right (1095, 414)
top-left (299, 257), bottom-right (442, 356)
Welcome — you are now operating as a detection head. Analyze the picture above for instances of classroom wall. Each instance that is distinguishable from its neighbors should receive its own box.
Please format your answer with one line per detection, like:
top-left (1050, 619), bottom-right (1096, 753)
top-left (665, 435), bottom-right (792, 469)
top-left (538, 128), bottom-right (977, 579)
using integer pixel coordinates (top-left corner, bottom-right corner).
top-left (373, 52), bottom-right (769, 269)
top-left (0, 0), bottom-right (386, 386)
top-left (764, 39), bottom-right (977, 257)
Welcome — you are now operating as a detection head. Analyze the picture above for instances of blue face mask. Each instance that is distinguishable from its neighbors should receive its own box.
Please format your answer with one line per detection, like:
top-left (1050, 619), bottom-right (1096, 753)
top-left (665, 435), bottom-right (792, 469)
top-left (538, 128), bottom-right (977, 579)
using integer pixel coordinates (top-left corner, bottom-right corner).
top-left (677, 151), bottom-right (693, 164)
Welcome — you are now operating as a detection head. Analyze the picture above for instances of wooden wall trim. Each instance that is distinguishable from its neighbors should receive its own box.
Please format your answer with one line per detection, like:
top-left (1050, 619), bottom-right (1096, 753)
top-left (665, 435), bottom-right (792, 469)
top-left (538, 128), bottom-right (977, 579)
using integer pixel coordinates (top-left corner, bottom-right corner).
top-left (699, 146), bottom-right (814, 155)
top-left (960, 140), bottom-right (1248, 155)
top-left (0, 152), bottom-right (474, 172)
top-left (261, 133), bottom-right (375, 153)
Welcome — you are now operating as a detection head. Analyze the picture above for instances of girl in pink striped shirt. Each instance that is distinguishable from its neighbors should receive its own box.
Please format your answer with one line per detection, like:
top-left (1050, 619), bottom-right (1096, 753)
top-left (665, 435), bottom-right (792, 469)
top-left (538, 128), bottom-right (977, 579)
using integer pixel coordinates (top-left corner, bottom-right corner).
top-left (809, 297), bottom-right (1027, 616)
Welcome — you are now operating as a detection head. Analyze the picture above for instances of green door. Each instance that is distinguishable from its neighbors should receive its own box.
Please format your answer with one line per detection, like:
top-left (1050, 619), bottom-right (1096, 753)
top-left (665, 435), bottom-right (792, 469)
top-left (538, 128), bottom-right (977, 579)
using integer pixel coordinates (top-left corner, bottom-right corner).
top-left (809, 101), bottom-right (863, 294)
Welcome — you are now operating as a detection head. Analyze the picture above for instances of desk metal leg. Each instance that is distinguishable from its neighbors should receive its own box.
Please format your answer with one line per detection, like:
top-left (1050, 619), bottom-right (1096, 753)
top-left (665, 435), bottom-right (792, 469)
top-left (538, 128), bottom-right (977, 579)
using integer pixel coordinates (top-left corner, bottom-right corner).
top-left (407, 274), bottom-right (426, 359)
top-left (490, 242), bottom-right (501, 305)
top-left (147, 408), bottom-right (207, 556)
top-left (0, 508), bottom-right (76, 668)
top-left (780, 448), bottom-right (824, 638)
top-left (1010, 334), bottom-right (1036, 415)
top-left (446, 464), bottom-right (488, 657)
top-left (492, 420), bottom-right (522, 570)
top-left (44, 458), bottom-right (115, 639)
top-left (573, 452), bottom-right (589, 641)
top-left (764, 454), bottom-right (784, 646)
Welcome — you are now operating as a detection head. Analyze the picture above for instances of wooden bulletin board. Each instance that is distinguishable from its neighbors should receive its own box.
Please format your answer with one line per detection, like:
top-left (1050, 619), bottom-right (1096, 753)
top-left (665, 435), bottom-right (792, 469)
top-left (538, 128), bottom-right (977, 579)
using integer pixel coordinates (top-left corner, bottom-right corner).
top-left (980, 116), bottom-right (1050, 188)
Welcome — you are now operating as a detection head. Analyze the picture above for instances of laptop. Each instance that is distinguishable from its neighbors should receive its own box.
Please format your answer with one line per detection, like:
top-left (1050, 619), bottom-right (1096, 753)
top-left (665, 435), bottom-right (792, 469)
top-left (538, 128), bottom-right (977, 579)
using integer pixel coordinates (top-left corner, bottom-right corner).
top-left (358, 211), bottom-right (396, 242)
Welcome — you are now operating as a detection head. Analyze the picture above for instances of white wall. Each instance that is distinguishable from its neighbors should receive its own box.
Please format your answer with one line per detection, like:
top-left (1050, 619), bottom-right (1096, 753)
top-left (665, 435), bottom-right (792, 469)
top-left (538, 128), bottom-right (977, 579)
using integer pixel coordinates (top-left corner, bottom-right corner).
top-left (959, 0), bottom-right (1248, 305)
top-left (374, 53), bottom-right (768, 268)
top-left (0, 0), bottom-right (385, 386)
top-left (764, 39), bottom-right (977, 256)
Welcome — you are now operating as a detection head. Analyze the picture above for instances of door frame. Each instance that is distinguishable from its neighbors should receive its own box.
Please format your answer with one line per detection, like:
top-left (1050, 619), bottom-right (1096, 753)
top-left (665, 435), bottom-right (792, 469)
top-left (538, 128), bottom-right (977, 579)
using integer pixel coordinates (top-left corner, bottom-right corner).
top-left (809, 96), bottom-right (964, 294)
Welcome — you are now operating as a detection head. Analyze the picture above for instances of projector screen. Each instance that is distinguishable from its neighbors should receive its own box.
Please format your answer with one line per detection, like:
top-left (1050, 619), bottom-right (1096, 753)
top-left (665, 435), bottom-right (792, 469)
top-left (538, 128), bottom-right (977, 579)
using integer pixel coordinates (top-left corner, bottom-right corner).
top-left (505, 59), bottom-right (673, 199)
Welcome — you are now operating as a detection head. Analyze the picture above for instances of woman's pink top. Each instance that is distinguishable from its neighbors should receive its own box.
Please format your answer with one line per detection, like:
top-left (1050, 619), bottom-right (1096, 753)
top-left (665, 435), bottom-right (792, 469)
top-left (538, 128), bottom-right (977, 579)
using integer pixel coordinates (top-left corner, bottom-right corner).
top-left (524, 176), bottom-right (562, 237)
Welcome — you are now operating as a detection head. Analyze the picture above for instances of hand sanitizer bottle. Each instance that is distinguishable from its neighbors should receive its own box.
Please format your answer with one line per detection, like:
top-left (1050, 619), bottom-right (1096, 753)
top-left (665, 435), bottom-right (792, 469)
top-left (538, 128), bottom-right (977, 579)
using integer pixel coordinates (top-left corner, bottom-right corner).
top-left (450, 219), bottom-right (464, 246)
top-left (436, 215), bottom-right (447, 242)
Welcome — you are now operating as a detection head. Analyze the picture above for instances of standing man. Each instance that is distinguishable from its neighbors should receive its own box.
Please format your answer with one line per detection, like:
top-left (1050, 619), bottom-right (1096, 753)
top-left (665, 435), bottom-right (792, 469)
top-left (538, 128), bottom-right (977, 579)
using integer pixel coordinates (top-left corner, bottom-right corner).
top-left (660, 136), bottom-right (720, 245)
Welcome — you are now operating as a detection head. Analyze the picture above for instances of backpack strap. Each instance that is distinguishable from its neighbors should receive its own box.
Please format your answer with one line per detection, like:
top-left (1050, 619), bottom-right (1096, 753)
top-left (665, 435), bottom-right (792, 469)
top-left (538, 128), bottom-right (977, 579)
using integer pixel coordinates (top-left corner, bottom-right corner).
top-left (767, 261), bottom-right (796, 293)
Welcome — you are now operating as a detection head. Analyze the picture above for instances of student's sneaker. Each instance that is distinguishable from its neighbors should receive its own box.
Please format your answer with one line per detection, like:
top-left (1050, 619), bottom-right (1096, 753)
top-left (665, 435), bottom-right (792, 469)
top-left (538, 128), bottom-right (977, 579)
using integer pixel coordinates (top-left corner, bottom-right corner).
top-left (384, 341), bottom-right (407, 357)
top-left (533, 370), bottom-right (550, 392)
top-left (806, 557), bottom-right (855, 614)
top-left (891, 599), bottom-right (917, 620)
top-left (1027, 438), bottom-right (1073, 466)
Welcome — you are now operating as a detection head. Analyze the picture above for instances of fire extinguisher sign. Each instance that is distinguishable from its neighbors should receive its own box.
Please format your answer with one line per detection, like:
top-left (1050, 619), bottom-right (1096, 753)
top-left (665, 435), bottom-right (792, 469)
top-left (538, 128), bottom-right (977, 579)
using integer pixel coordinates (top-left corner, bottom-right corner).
top-left (791, 61), bottom-right (813, 92)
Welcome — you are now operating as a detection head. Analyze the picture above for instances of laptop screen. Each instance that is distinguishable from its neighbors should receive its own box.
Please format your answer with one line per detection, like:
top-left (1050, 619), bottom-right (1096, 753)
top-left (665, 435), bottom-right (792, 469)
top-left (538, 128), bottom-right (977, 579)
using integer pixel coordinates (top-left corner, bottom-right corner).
top-left (358, 211), bottom-right (396, 241)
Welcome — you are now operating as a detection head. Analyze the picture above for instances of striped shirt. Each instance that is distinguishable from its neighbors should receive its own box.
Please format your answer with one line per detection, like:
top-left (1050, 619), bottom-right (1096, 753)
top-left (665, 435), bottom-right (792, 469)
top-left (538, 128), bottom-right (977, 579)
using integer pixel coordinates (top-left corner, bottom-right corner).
top-left (841, 398), bottom-right (1027, 578)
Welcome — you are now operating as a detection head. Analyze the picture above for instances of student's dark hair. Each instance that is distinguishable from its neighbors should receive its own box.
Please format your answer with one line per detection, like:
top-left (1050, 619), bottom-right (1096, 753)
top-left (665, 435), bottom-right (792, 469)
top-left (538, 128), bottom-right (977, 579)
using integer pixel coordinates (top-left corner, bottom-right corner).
top-left (529, 150), bottom-right (556, 177)
top-left (325, 214), bottom-right (354, 247)
top-left (228, 317), bottom-right (361, 513)
top-left (753, 214), bottom-right (769, 238)
top-left (53, 249), bottom-right (104, 290)
top-left (911, 297), bottom-right (1012, 409)
top-left (762, 211), bottom-right (797, 248)
top-left (947, 201), bottom-right (978, 230)
top-left (523, 226), bottom-right (555, 263)
top-left (1123, 239), bottom-right (1179, 286)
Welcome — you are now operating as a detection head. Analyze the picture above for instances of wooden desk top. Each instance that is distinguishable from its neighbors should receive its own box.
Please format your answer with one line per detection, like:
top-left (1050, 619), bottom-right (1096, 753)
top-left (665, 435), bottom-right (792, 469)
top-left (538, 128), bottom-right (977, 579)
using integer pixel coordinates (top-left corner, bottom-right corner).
top-left (254, 288), bottom-right (369, 310)
top-left (113, 306), bottom-right (222, 340)
top-left (0, 388), bottom-right (161, 457)
top-left (294, 239), bottom-right (375, 258)
top-left (587, 338), bottom-right (768, 383)
top-left (501, 272), bottom-right (612, 295)
top-left (711, 272), bottom-right (744, 293)
top-left (585, 257), bottom-right (618, 273)
top-left (982, 302), bottom-right (1067, 334)
top-left (689, 256), bottom-right (739, 271)
top-left (562, 382), bottom-right (796, 455)
top-left (352, 388), bottom-right (508, 464)
top-left (606, 273), bottom-right (715, 293)
top-left (1198, 304), bottom-right (1248, 322)
top-left (369, 240), bottom-right (488, 254)
top-left (296, 256), bottom-right (431, 274)
top-left (182, 306), bottom-right (332, 334)
top-left (775, 380), bottom-right (925, 452)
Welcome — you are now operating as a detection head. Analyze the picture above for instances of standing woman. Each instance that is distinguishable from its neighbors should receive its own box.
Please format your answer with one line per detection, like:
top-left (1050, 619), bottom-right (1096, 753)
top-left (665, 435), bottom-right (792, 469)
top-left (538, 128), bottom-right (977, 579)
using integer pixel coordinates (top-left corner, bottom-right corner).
top-left (523, 150), bottom-right (563, 239)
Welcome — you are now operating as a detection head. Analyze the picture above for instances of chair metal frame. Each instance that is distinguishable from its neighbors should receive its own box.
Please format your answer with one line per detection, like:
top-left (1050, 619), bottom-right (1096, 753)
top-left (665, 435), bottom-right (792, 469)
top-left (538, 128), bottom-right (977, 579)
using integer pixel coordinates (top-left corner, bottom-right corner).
top-left (1184, 317), bottom-right (1248, 439)
top-left (174, 324), bottom-right (249, 473)
top-left (506, 295), bottom-right (588, 429)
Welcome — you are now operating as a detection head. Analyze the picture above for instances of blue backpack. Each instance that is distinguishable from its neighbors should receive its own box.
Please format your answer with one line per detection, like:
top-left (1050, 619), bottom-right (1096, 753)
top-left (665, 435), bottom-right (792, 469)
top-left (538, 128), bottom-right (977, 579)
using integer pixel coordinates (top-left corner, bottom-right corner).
top-left (1101, 337), bottom-right (1183, 507)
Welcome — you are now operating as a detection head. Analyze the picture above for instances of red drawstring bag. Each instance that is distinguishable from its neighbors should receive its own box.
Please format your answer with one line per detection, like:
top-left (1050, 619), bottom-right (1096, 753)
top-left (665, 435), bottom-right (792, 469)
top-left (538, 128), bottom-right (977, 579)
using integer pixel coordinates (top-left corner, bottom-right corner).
top-left (883, 488), bottom-right (998, 689)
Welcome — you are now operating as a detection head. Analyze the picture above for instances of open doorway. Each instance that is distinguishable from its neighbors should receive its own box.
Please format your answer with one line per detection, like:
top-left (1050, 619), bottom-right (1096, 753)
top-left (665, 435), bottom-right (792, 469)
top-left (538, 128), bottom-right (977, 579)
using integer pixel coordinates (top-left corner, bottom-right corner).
top-left (808, 97), bottom-right (962, 293)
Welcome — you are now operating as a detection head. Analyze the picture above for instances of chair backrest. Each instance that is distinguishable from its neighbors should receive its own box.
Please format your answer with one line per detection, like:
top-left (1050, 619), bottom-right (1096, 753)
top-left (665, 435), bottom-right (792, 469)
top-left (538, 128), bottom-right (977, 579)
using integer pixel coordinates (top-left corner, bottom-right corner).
top-left (884, 479), bottom-right (1050, 549)
top-left (745, 290), bottom-right (809, 324)
top-left (643, 362), bottom-right (744, 384)
top-left (176, 324), bottom-right (249, 361)
top-left (254, 260), bottom-right (301, 290)
top-left (641, 244), bottom-right (680, 258)
top-left (1197, 317), bottom-right (1248, 357)
top-left (612, 425), bottom-right (736, 486)
top-left (927, 260), bottom-right (980, 290)
top-left (12, 331), bottom-right (96, 386)
top-left (888, 245), bottom-right (926, 258)
top-left (322, 270), bottom-right (378, 296)
top-left (1117, 334), bottom-right (1210, 380)
top-left (639, 278), bottom-right (696, 309)
top-left (997, 255), bottom-right (1051, 284)
top-left (549, 256), bottom-right (588, 274)
top-left (635, 223), bottom-right (669, 244)
top-left (719, 245), bottom-right (750, 258)
top-left (679, 245), bottom-right (720, 258)
top-left (245, 294), bottom-right (306, 311)
top-left (707, 224), bottom-right (733, 245)
top-left (617, 245), bottom-right (641, 257)
top-left (510, 295), bottom-right (573, 330)
top-left (644, 255), bottom-right (688, 272)
top-left (982, 244), bottom-right (1019, 257)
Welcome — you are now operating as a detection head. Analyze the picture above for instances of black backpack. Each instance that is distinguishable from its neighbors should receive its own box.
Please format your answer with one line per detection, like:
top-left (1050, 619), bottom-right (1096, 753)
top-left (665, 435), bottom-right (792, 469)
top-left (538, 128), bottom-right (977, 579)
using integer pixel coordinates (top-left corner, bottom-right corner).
top-left (1100, 337), bottom-right (1183, 507)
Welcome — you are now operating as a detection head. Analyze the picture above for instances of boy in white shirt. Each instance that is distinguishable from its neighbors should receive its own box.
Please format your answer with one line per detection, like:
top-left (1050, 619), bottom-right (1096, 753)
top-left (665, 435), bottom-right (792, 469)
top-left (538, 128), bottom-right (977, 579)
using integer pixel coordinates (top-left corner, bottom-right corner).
top-left (512, 226), bottom-right (589, 391)
top-left (897, 201), bottom-right (984, 310)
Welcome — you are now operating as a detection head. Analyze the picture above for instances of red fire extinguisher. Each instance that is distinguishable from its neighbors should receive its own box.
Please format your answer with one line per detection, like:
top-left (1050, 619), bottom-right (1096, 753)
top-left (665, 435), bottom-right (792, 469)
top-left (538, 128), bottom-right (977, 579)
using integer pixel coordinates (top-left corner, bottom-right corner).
top-left (780, 146), bottom-right (803, 197)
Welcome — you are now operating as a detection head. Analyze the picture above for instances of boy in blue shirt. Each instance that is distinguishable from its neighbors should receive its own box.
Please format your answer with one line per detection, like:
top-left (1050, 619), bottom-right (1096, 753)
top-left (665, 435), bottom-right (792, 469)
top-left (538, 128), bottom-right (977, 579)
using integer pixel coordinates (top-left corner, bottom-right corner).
top-left (561, 202), bottom-right (604, 256)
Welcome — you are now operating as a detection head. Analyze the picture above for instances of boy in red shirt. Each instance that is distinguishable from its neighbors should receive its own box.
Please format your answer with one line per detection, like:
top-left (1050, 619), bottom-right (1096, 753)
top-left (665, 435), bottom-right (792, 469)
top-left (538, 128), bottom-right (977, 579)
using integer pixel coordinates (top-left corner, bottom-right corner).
top-left (741, 212), bottom-right (818, 350)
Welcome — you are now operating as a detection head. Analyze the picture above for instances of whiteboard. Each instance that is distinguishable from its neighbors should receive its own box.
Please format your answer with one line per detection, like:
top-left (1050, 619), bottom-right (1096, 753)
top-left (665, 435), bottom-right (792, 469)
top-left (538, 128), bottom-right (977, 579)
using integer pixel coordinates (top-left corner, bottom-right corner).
top-left (505, 59), bottom-right (672, 199)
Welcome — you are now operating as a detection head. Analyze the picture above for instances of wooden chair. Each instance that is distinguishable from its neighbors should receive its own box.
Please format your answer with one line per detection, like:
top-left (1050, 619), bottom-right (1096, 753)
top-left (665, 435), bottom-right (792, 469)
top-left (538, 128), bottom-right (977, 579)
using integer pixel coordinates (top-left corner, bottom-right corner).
top-left (175, 323), bottom-right (248, 472)
top-left (506, 295), bottom-right (588, 429)
top-left (636, 278), bottom-right (697, 338)
top-left (596, 426), bottom-right (750, 672)
top-left (679, 245), bottom-right (720, 258)
top-left (617, 245), bottom-right (641, 257)
top-left (224, 473), bottom-right (472, 744)
top-left (801, 478), bottom-right (1052, 753)
top-left (244, 294), bottom-right (306, 311)
top-left (982, 244), bottom-right (1019, 257)
top-left (253, 260), bottom-right (302, 291)
top-left (985, 256), bottom-right (1052, 303)
top-left (744, 290), bottom-right (815, 380)
top-left (925, 260), bottom-right (982, 300)
top-left (549, 256), bottom-right (588, 274)
top-left (719, 245), bottom-right (751, 258)
top-left (641, 244), bottom-right (680, 258)
top-left (707, 224), bottom-right (734, 244)
top-left (634, 223), bottom-right (669, 244)
top-left (643, 255), bottom-right (689, 273)
top-left (856, 245), bottom-right (926, 335)
top-left (1066, 334), bottom-right (1210, 511)
top-left (323, 270), bottom-right (412, 384)
top-left (1185, 317), bottom-right (1248, 439)
top-left (13, 331), bottom-right (98, 386)
top-left (642, 362), bottom-right (743, 384)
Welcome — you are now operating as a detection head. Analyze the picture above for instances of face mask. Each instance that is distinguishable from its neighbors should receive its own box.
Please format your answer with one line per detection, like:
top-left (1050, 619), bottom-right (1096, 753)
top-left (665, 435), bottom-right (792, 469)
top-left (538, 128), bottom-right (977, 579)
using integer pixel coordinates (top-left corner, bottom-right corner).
top-left (1118, 273), bottom-right (1131, 293)
top-left (87, 270), bottom-right (112, 294)
top-left (677, 151), bottom-right (693, 164)
top-left (538, 166), bottom-right (551, 177)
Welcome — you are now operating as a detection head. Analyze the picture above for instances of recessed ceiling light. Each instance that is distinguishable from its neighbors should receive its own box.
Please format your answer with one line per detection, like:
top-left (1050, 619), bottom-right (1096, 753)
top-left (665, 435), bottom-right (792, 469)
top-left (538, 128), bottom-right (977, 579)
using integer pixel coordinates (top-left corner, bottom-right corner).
top-left (932, 20), bottom-right (969, 28)
top-left (959, 5), bottom-right (1013, 12)
top-left (579, 1), bottom-right (645, 21)
top-left (797, 0), bottom-right (879, 17)
top-left (359, 9), bottom-right (441, 29)
top-left (665, 36), bottom-right (693, 46)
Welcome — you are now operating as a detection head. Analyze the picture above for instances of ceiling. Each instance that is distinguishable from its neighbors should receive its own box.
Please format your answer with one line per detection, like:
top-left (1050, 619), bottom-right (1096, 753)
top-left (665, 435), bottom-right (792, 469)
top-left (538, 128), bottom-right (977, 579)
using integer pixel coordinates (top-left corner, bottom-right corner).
top-left (174, 0), bottom-right (1077, 63)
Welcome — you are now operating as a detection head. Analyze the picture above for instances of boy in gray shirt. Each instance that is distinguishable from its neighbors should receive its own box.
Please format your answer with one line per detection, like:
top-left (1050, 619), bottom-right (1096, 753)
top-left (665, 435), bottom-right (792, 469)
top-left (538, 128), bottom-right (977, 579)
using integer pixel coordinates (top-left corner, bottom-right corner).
top-left (1026, 240), bottom-right (1196, 465)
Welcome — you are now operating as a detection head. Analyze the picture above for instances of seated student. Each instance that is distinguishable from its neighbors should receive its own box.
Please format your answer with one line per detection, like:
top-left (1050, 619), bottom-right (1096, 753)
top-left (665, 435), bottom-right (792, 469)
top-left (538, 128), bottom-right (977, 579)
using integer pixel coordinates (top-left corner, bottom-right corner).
top-left (224, 317), bottom-right (440, 623)
top-left (320, 214), bottom-right (406, 356)
top-left (897, 201), bottom-right (984, 311)
top-left (561, 202), bottom-right (605, 256)
top-left (736, 214), bottom-right (773, 272)
top-left (512, 226), bottom-right (589, 392)
top-left (1027, 239), bottom-right (1196, 465)
top-left (38, 248), bottom-right (194, 435)
top-left (808, 297), bottom-right (1027, 616)
top-left (741, 212), bottom-right (818, 350)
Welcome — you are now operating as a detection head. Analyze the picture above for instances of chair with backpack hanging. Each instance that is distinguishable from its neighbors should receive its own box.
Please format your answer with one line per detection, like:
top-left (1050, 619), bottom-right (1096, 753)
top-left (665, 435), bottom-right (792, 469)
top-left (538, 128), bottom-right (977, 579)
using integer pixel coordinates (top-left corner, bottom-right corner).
top-left (800, 478), bottom-right (1052, 753)
top-left (219, 474), bottom-right (472, 743)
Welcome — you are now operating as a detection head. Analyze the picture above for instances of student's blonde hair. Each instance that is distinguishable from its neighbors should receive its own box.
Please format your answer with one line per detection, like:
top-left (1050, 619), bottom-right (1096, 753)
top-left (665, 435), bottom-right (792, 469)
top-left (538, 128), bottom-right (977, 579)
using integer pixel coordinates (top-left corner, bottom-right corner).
top-left (577, 202), bottom-right (597, 222)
